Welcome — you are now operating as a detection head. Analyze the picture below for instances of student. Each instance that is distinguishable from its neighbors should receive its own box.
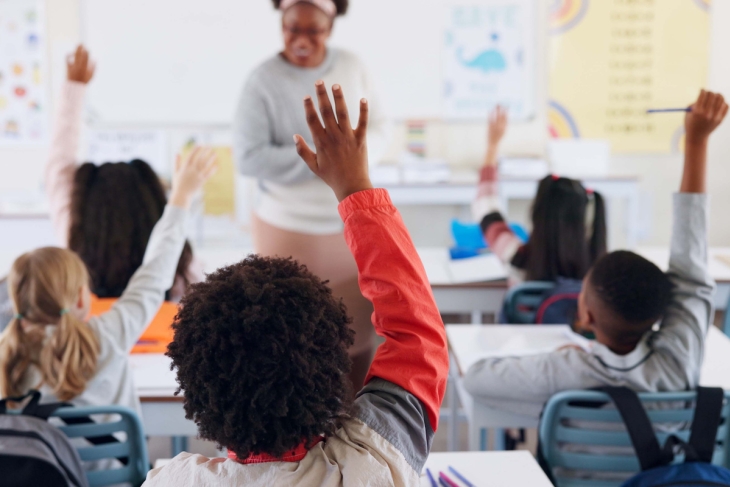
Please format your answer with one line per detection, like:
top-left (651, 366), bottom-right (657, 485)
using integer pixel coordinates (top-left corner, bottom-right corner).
top-left (0, 148), bottom-right (216, 414)
top-left (143, 82), bottom-right (449, 486)
top-left (46, 45), bottom-right (203, 302)
top-left (472, 106), bottom-right (608, 285)
top-left (464, 90), bottom-right (728, 420)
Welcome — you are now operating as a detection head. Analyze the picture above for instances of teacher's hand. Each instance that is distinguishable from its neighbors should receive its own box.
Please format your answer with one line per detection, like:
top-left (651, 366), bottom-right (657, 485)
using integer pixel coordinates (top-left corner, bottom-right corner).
top-left (294, 80), bottom-right (373, 202)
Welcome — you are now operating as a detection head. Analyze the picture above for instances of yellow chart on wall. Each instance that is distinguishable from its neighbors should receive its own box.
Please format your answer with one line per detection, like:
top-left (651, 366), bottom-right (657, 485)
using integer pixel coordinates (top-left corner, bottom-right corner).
top-left (179, 145), bottom-right (236, 216)
top-left (548, 0), bottom-right (711, 153)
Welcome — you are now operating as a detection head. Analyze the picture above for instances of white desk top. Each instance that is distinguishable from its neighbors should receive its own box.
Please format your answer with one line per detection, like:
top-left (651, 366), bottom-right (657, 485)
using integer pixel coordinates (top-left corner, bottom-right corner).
top-left (447, 324), bottom-right (730, 390)
top-left (420, 451), bottom-right (552, 487)
top-left (418, 248), bottom-right (508, 285)
top-left (637, 247), bottom-right (730, 284)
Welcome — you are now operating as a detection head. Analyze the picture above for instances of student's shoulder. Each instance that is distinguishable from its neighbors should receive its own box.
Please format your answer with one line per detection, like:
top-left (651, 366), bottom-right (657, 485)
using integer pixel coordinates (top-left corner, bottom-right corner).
top-left (144, 453), bottom-right (237, 486)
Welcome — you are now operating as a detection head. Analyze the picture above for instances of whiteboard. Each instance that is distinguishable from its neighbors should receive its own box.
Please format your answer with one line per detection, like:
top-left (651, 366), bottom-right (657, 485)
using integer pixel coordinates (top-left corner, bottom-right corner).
top-left (81, 0), bottom-right (536, 125)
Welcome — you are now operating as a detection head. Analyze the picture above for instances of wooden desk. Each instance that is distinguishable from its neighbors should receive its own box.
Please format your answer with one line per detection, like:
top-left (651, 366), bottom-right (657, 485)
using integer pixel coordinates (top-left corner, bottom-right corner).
top-left (421, 451), bottom-right (552, 487)
top-left (447, 324), bottom-right (730, 451)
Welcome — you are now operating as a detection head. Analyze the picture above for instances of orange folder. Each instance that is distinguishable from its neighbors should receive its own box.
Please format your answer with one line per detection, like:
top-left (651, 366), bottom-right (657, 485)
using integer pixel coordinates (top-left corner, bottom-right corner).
top-left (89, 295), bottom-right (178, 354)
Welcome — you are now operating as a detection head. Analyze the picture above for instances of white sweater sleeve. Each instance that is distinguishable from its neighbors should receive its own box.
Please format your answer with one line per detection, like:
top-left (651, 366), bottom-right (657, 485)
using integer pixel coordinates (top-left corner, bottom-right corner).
top-left (88, 205), bottom-right (187, 353)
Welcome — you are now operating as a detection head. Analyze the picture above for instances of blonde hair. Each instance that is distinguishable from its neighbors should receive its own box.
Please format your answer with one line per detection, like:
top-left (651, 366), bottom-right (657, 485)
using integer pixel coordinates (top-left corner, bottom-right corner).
top-left (0, 247), bottom-right (100, 401)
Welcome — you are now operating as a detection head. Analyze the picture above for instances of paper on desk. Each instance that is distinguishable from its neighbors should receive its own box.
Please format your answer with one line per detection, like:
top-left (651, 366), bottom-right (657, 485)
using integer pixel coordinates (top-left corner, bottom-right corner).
top-left (418, 250), bottom-right (507, 285)
top-left (448, 253), bottom-right (508, 284)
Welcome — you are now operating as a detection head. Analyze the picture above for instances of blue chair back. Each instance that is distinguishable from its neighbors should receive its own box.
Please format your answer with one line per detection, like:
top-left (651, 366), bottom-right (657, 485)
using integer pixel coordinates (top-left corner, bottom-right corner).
top-left (53, 405), bottom-right (150, 487)
top-left (539, 390), bottom-right (730, 487)
top-left (502, 281), bottom-right (554, 323)
top-left (723, 294), bottom-right (730, 336)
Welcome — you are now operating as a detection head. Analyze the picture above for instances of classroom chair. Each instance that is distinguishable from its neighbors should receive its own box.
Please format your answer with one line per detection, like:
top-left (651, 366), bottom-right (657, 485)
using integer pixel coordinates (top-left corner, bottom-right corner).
top-left (539, 389), bottom-right (730, 487)
top-left (54, 405), bottom-right (150, 487)
top-left (502, 281), bottom-right (555, 323)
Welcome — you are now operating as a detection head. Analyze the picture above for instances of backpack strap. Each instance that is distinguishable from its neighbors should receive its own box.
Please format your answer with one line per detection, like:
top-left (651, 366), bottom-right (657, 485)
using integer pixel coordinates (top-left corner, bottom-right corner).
top-left (596, 386), bottom-right (673, 471)
top-left (0, 390), bottom-right (72, 420)
top-left (687, 387), bottom-right (725, 464)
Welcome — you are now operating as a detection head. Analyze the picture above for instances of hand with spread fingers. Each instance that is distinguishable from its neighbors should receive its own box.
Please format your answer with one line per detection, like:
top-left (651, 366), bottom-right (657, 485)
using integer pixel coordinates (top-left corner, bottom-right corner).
top-left (169, 147), bottom-right (218, 209)
top-left (294, 80), bottom-right (373, 202)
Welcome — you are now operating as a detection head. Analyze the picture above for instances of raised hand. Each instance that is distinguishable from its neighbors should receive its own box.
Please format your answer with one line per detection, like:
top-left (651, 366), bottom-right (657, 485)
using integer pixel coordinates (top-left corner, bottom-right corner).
top-left (169, 147), bottom-right (218, 209)
top-left (488, 105), bottom-right (508, 148)
top-left (294, 80), bottom-right (372, 202)
top-left (66, 45), bottom-right (95, 84)
top-left (685, 90), bottom-right (728, 144)
top-left (681, 90), bottom-right (728, 194)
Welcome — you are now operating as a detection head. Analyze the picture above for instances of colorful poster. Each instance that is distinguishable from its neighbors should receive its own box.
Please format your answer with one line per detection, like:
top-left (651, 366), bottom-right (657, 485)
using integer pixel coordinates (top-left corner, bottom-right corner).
top-left (0, 0), bottom-right (47, 145)
top-left (548, 0), bottom-right (711, 153)
top-left (443, 1), bottom-right (536, 121)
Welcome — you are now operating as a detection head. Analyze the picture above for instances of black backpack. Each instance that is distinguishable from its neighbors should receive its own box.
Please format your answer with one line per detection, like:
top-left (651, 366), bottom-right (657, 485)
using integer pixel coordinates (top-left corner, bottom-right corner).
top-left (0, 390), bottom-right (89, 487)
top-left (602, 386), bottom-right (730, 487)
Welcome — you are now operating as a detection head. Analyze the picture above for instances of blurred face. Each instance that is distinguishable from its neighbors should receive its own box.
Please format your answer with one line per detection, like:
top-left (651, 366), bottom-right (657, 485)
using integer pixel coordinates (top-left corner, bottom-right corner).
top-left (281, 3), bottom-right (332, 68)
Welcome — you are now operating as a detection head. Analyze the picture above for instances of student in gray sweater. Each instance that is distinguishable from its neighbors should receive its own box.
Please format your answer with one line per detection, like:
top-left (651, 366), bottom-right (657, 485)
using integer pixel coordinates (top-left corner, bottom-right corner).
top-left (465, 90), bottom-right (729, 419)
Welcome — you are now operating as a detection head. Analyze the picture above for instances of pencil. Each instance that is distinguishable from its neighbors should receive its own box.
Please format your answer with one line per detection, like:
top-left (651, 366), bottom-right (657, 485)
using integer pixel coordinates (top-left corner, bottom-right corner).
top-left (425, 468), bottom-right (438, 487)
top-left (448, 466), bottom-right (475, 487)
top-left (439, 471), bottom-right (461, 487)
top-left (646, 108), bottom-right (692, 113)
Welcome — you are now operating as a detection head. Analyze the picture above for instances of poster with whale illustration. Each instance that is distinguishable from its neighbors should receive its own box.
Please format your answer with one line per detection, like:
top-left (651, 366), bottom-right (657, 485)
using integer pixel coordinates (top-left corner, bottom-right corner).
top-left (0, 0), bottom-right (47, 146)
top-left (443, 1), bottom-right (536, 121)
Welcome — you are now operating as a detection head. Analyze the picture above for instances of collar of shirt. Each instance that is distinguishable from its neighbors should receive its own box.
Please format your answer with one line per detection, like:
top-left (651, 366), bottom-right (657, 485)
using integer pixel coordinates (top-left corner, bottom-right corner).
top-left (227, 436), bottom-right (325, 465)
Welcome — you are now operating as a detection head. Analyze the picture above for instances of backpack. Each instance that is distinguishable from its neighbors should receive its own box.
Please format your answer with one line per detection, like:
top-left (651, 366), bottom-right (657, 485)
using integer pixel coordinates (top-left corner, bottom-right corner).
top-left (535, 277), bottom-right (582, 324)
top-left (0, 390), bottom-right (89, 487)
top-left (600, 386), bottom-right (730, 487)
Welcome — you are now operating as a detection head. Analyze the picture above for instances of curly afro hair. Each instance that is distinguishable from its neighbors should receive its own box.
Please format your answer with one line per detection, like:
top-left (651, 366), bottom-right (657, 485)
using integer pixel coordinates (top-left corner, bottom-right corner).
top-left (167, 255), bottom-right (355, 459)
top-left (271, 0), bottom-right (349, 15)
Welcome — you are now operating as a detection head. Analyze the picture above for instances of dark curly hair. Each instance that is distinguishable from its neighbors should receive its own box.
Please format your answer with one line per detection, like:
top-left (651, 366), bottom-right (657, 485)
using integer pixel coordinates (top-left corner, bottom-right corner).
top-left (69, 160), bottom-right (193, 298)
top-left (589, 250), bottom-right (675, 326)
top-left (271, 0), bottom-right (349, 15)
top-left (167, 255), bottom-right (355, 459)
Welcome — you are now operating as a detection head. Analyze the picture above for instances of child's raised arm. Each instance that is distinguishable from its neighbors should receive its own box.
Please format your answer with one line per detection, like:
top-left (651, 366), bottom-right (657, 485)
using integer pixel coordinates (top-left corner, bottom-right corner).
top-left (295, 81), bottom-right (449, 435)
top-left (681, 90), bottom-right (728, 194)
top-left (658, 89), bottom-right (727, 384)
top-left (91, 148), bottom-right (217, 352)
top-left (45, 45), bottom-right (95, 245)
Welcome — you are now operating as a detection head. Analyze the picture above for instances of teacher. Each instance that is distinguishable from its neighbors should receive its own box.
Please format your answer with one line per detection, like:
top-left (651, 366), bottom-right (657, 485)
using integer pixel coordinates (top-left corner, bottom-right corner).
top-left (234, 0), bottom-right (389, 391)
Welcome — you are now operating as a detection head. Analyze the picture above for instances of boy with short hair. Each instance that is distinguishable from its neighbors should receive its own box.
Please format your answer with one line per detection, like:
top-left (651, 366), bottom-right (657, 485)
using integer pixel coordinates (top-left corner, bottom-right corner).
top-left (143, 82), bottom-right (449, 486)
top-left (464, 90), bottom-right (728, 419)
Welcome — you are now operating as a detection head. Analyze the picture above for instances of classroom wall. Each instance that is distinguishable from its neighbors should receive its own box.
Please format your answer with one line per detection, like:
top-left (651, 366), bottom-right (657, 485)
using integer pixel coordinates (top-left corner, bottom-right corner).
top-left (1, 0), bottom-right (728, 247)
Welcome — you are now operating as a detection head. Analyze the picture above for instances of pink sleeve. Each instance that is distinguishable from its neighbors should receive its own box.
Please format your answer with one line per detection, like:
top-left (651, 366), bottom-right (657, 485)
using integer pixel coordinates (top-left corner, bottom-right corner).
top-left (45, 81), bottom-right (86, 246)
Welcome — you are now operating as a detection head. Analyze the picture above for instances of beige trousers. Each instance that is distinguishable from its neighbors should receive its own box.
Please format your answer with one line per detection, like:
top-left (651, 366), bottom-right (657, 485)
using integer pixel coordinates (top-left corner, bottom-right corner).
top-left (251, 215), bottom-right (375, 391)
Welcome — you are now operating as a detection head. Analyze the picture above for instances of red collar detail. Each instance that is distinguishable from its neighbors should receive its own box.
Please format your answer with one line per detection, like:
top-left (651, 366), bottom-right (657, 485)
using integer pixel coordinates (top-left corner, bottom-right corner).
top-left (228, 437), bottom-right (324, 465)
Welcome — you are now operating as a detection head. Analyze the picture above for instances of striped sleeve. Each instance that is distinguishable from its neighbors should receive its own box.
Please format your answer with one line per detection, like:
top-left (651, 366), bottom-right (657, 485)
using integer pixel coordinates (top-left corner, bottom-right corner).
top-left (472, 166), bottom-right (523, 265)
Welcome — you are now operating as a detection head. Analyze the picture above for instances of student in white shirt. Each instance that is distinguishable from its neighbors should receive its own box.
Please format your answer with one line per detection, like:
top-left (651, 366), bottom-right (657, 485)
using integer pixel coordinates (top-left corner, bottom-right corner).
top-left (0, 148), bottom-right (217, 416)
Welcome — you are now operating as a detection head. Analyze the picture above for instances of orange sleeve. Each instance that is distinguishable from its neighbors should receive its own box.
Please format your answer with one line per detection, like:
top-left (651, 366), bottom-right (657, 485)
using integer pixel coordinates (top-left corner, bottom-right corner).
top-left (338, 189), bottom-right (449, 431)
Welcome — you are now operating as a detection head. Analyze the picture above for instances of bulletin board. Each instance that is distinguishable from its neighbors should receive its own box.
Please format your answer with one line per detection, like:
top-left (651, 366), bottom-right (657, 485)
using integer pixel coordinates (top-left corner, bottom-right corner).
top-left (0, 0), bottom-right (48, 146)
top-left (548, 0), bottom-right (711, 153)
